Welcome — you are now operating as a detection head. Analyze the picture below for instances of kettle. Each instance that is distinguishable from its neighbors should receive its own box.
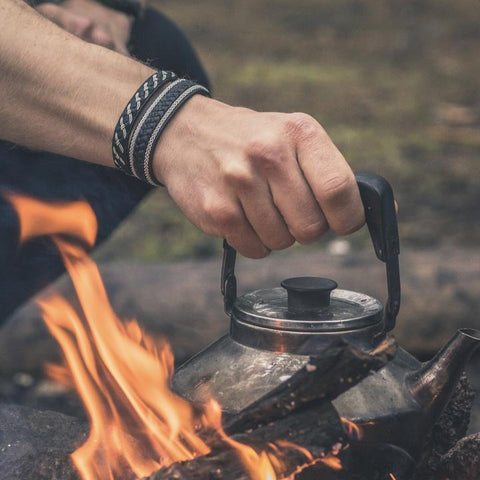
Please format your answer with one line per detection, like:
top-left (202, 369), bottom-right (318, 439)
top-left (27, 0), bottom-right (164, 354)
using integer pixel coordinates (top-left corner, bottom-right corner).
top-left (173, 173), bottom-right (480, 462)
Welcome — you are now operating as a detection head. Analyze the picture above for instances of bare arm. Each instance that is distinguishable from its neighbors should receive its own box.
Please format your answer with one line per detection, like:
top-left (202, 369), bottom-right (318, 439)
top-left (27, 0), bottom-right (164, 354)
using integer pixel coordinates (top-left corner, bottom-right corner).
top-left (0, 0), bottom-right (364, 258)
top-left (0, 0), bottom-right (152, 165)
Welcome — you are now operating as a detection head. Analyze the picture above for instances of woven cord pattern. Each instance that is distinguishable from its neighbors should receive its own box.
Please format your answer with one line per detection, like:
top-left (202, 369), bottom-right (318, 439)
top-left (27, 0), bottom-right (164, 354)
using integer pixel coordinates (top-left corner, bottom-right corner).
top-left (112, 70), bottom-right (177, 174)
top-left (130, 79), bottom-right (210, 185)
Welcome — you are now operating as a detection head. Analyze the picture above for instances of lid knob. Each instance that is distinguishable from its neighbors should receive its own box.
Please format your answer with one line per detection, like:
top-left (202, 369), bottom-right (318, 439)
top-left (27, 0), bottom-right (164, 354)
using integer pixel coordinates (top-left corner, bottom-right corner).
top-left (281, 277), bottom-right (338, 315)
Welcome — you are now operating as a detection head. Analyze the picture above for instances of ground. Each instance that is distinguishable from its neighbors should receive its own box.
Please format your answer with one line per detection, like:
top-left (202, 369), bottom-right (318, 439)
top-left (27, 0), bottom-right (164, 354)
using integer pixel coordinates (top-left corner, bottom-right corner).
top-left (97, 0), bottom-right (480, 263)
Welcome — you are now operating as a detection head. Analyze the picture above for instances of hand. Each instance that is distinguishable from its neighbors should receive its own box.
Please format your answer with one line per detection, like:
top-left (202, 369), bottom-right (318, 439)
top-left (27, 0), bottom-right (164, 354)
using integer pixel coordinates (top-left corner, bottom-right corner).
top-left (35, 0), bottom-right (133, 54)
top-left (153, 96), bottom-right (365, 259)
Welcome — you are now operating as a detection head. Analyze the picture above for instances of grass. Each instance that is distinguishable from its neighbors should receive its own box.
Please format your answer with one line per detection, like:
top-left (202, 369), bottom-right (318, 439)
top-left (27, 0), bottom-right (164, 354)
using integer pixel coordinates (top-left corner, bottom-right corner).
top-left (97, 0), bottom-right (480, 262)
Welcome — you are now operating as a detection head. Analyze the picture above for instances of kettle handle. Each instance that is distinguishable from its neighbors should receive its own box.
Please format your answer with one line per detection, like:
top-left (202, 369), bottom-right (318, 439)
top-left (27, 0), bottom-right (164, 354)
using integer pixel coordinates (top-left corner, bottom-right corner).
top-left (221, 173), bottom-right (401, 331)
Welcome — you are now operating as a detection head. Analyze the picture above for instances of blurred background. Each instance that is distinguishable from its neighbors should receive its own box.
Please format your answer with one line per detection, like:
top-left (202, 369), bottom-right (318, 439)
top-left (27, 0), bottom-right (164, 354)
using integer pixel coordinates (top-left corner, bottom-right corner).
top-left (97, 0), bottom-right (479, 262)
top-left (1, 0), bottom-right (479, 436)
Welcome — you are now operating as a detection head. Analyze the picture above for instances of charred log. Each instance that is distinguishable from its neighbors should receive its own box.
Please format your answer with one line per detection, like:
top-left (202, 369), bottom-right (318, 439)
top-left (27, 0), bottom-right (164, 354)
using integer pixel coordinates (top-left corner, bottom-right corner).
top-left (145, 340), bottom-right (396, 480)
top-left (225, 338), bottom-right (396, 434)
top-left (146, 404), bottom-right (345, 480)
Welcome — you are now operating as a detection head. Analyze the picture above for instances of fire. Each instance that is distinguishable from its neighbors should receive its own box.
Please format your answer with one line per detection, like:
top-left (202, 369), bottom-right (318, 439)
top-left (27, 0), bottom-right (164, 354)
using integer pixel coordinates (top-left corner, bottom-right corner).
top-left (202, 399), bottom-right (278, 480)
top-left (389, 474), bottom-right (397, 480)
top-left (340, 417), bottom-right (363, 441)
top-left (5, 192), bottom-right (341, 480)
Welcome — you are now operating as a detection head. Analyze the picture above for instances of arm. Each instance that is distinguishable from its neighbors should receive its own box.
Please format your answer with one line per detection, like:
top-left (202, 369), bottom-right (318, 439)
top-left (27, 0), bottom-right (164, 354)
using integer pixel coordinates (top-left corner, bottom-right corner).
top-left (0, 0), bottom-right (151, 165)
top-left (0, 0), bottom-right (364, 258)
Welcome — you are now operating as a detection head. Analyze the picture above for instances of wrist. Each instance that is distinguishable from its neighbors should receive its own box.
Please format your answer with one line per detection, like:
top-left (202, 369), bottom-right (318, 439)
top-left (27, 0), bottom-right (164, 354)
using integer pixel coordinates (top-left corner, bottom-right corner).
top-left (151, 95), bottom-right (228, 186)
top-left (111, 75), bottom-right (211, 185)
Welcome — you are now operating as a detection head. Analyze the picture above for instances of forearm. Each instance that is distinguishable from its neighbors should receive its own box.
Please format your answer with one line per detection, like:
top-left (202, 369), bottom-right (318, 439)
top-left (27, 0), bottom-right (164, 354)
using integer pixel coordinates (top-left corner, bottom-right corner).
top-left (0, 0), bottom-right (365, 258)
top-left (0, 0), bottom-right (153, 166)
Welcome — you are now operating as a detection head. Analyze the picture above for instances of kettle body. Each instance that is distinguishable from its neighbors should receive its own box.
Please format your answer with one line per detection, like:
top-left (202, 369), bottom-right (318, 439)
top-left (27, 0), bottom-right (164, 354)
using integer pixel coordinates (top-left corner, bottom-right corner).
top-left (173, 174), bottom-right (480, 462)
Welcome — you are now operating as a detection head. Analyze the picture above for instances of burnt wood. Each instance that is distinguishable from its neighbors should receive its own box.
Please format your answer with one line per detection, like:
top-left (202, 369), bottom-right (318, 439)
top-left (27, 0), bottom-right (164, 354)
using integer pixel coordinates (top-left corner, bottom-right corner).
top-left (225, 338), bottom-right (396, 435)
top-left (0, 347), bottom-right (477, 479)
top-left (146, 404), bottom-right (345, 480)
top-left (144, 340), bottom-right (396, 480)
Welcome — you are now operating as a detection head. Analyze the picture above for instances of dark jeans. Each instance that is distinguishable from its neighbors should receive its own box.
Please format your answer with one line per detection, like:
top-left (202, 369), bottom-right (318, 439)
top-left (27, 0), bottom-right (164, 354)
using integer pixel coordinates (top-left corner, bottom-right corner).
top-left (0, 8), bottom-right (209, 323)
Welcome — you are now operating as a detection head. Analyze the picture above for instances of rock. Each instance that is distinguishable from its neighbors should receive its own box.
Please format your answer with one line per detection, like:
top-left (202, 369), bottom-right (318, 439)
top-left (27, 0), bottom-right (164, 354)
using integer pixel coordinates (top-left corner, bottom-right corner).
top-left (0, 404), bottom-right (85, 480)
top-left (439, 433), bottom-right (480, 480)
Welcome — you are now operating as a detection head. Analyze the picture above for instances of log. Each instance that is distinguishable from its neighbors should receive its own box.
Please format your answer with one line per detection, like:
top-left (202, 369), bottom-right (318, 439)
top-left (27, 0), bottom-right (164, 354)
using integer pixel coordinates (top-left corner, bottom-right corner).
top-left (146, 404), bottom-right (344, 480)
top-left (225, 338), bottom-right (396, 434)
top-left (145, 340), bottom-right (396, 480)
top-left (0, 343), bottom-right (476, 480)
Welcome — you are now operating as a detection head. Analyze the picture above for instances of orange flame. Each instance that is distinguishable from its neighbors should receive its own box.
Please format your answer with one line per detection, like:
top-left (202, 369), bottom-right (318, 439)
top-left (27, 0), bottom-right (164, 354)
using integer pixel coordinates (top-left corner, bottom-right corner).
top-left (340, 417), bottom-right (363, 441)
top-left (5, 192), bottom-right (342, 480)
top-left (389, 474), bottom-right (397, 480)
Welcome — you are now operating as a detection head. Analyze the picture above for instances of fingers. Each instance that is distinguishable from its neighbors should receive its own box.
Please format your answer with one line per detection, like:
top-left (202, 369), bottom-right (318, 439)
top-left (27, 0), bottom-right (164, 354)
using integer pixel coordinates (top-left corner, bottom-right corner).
top-left (36, 3), bottom-right (116, 52)
top-left (223, 162), bottom-right (295, 250)
top-left (154, 97), bottom-right (364, 260)
top-left (204, 197), bottom-right (269, 259)
top-left (174, 184), bottom-right (269, 259)
top-left (37, 3), bottom-right (93, 37)
top-left (246, 140), bottom-right (328, 244)
top-left (286, 113), bottom-right (365, 235)
top-left (245, 113), bottom-right (363, 244)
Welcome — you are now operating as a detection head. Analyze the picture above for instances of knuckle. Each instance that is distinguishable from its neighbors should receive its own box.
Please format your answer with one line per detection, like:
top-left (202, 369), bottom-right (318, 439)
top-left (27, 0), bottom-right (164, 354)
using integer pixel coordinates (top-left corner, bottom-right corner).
top-left (319, 173), bottom-right (354, 204)
top-left (286, 113), bottom-right (322, 141)
top-left (222, 163), bottom-right (254, 190)
top-left (90, 27), bottom-right (113, 47)
top-left (203, 199), bottom-right (238, 230)
top-left (246, 140), bottom-right (285, 172)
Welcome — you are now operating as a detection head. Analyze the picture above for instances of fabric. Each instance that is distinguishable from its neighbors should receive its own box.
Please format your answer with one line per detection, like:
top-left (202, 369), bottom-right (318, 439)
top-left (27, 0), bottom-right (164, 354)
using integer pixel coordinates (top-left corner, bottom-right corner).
top-left (0, 8), bottom-right (210, 323)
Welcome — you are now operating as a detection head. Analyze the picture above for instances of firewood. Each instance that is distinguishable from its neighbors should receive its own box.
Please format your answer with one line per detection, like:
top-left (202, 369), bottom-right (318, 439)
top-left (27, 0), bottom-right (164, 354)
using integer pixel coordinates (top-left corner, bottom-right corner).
top-left (145, 340), bottom-right (395, 480)
top-left (225, 338), bottom-right (396, 434)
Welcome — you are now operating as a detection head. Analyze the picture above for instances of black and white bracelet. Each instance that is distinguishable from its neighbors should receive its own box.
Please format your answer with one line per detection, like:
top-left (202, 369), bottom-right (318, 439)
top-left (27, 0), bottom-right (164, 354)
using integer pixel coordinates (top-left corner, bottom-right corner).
top-left (112, 74), bottom-right (210, 185)
top-left (112, 70), bottom-right (177, 174)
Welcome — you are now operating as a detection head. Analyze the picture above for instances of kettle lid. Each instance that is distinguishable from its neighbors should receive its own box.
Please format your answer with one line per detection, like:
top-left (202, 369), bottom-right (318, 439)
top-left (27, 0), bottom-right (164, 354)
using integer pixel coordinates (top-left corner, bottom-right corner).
top-left (232, 276), bottom-right (383, 332)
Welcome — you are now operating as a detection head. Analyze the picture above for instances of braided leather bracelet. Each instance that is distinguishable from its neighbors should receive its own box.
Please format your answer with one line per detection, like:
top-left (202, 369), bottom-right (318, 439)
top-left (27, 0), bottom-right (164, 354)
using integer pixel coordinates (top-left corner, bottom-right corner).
top-left (112, 70), bottom-right (177, 174)
top-left (129, 78), bottom-right (210, 185)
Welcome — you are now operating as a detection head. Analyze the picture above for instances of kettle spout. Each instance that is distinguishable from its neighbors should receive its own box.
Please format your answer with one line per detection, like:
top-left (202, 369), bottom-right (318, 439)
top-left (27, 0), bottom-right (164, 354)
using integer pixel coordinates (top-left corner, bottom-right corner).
top-left (407, 328), bottom-right (480, 422)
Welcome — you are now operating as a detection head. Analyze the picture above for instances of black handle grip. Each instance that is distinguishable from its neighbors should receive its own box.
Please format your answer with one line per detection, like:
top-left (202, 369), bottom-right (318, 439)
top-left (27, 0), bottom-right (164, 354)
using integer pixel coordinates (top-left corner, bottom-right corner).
top-left (355, 173), bottom-right (400, 331)
top-left (222, 173), bottom-right (401, 331)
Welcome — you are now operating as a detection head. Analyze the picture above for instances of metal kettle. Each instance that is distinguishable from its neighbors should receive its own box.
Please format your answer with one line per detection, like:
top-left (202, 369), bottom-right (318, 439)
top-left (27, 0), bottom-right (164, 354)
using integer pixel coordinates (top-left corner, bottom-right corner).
top-left (173, 173), bottom-right (480, 463)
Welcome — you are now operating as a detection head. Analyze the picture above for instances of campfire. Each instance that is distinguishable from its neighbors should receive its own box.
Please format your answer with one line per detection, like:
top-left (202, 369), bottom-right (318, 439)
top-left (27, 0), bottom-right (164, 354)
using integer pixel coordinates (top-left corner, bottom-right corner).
top-left (0, 185), bottom-right (478, 480)
top-left (3, 193), bottom-right (347, 479)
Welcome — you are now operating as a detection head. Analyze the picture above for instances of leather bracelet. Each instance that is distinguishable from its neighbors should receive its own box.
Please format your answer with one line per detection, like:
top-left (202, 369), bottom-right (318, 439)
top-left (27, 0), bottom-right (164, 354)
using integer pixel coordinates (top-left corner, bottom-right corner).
top-left (129, 78), bottom-right (210, 185)
top-left (112, 70), bottom-right (177, 175)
